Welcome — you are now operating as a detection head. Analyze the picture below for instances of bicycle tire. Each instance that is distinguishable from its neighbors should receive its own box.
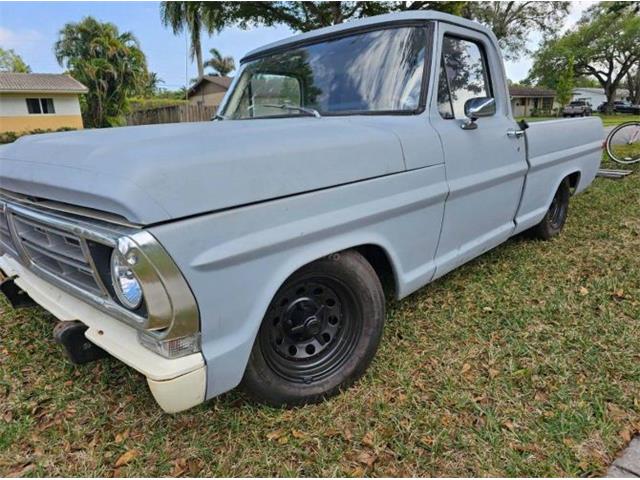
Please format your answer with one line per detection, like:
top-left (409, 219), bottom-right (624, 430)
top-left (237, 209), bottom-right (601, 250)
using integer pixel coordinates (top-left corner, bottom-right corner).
top-left (606, 121), bottom-right (640, 165)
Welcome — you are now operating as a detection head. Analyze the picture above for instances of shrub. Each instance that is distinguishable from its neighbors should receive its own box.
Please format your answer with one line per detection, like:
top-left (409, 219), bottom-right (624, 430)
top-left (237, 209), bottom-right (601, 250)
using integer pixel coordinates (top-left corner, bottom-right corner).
top-left (0, 127), bottom-right (77, 144)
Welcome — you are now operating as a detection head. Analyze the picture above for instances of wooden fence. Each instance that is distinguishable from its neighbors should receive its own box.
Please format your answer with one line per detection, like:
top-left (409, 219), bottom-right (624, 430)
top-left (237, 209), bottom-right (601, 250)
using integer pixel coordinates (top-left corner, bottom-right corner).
top-left (125, 104), bottom-right (217, 126)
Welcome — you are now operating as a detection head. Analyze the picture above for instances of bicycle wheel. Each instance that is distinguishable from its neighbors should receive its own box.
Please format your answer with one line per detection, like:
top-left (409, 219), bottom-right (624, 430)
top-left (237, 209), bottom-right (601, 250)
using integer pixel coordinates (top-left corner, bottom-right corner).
top-left (606, 121), bottom-right (640, 165)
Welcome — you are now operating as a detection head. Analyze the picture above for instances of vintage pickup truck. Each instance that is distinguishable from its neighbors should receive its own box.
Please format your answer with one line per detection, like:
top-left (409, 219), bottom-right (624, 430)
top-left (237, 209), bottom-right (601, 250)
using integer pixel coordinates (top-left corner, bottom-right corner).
top-left (0, 11), bottom-right (603, 412)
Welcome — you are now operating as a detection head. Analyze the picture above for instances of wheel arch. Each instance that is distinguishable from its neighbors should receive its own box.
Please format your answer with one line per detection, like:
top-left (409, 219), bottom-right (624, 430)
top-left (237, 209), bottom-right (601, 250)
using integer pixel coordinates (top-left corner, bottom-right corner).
top-left (270, 241), bottom-right (400, 304)
top-left (566, 170), bottom-right (581, 194)
top-left (197, 235), bottom-right (406, 399)
top-left (352, 244), bottom-right (398, 300)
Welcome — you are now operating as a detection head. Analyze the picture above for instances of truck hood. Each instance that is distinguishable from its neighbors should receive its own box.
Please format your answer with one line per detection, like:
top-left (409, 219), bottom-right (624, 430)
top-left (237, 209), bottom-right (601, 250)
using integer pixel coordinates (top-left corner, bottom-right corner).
top-left (0, 118), bottom-right (405, 225)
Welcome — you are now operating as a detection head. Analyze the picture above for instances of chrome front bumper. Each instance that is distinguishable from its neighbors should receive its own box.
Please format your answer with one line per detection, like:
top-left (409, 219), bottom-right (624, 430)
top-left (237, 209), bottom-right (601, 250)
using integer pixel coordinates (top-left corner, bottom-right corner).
top-left (0, 254), bottom-right (206, 413)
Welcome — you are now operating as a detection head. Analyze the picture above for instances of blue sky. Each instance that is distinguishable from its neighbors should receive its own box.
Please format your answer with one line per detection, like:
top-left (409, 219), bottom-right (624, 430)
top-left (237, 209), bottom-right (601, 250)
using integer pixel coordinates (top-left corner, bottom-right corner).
top-left (0, 1), bottom-right (594, 89)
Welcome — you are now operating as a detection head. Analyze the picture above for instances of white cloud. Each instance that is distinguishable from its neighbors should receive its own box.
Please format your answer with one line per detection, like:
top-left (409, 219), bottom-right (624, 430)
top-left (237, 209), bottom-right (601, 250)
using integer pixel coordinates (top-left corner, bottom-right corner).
top-left (0, 26), bottom-right (44, 50)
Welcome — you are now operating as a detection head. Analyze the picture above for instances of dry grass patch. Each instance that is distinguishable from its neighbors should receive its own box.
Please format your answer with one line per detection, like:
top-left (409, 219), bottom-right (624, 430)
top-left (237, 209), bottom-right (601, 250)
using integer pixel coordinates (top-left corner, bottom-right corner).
top-left (1, 155), bottom-right (639, 476)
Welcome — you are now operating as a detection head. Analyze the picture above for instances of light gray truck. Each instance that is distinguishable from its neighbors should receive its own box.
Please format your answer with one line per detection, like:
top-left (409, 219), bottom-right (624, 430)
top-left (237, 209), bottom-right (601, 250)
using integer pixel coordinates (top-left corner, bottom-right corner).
top-left (0, 11), bottom-right (603, 412)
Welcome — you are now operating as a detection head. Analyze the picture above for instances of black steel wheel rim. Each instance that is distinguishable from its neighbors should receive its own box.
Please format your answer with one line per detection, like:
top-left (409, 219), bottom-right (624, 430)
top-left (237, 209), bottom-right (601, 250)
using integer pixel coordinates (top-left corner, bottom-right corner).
top-left (548, 189), bottom-right (566, 229)
top-left (259, 276), bottom-right (361, 384)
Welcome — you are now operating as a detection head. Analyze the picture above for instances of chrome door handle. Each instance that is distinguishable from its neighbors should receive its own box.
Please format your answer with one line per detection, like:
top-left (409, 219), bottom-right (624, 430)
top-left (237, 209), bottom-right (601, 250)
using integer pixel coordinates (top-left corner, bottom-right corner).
top-left (507, 129), bottom-right (525, 138)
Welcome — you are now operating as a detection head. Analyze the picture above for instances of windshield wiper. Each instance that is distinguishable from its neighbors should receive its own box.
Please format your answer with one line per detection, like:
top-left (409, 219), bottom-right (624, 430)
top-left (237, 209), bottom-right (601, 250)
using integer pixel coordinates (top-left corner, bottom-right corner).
top-left (212, 113), bottom-right (228, 121)
top-left (262, 104), bottom-right (322, 118)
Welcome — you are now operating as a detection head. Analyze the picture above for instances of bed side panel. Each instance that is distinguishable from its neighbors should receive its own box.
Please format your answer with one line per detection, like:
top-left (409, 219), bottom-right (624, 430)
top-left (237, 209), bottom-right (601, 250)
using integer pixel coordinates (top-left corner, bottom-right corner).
top-left (514, 117), bottom-right (603, 234)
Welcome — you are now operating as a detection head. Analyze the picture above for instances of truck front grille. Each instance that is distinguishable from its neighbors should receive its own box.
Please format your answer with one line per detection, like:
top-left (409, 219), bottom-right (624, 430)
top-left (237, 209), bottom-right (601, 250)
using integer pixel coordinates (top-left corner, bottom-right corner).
top-left (0, 206), bottom-right (17, 255)
top-left (0, 195), bottom-right (157, 331)
top-left (10, 214), bottom-right (105, 296)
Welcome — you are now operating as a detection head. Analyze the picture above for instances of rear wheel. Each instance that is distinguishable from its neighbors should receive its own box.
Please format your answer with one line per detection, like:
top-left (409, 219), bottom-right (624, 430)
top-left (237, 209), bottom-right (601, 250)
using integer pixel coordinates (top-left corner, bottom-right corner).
top-left (240, 250), bottom-right (385, 407)
top-left (531, 178), bottom-right (570, 240)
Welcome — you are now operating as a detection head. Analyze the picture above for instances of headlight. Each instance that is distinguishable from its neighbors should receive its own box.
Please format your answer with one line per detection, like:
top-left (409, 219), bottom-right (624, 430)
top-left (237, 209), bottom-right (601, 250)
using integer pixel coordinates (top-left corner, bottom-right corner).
top-left (102, 232), bottom-right (199, 358)
top-left (110, 249), bottom-right (143, 309)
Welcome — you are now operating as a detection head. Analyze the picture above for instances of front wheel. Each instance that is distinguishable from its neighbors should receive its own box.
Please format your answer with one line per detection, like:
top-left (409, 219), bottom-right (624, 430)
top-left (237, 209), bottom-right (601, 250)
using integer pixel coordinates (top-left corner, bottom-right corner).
top-left (240, 250), bottom-right (385, 407)
top-left (530, 178), bottom-right (570, 240)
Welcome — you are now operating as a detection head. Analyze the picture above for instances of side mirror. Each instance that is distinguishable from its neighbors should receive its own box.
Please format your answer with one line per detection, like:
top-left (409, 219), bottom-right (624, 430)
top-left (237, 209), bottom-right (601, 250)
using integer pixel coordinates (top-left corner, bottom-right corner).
top-left (461, 97), bottom-right (496, 130)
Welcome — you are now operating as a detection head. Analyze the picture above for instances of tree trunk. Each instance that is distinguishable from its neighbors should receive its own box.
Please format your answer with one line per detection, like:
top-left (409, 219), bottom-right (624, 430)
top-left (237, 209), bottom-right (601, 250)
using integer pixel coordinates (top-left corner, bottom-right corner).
top-left (603, 82), bottom-right (616, 115)
top-left (195, 41), bottom-right (204, 80)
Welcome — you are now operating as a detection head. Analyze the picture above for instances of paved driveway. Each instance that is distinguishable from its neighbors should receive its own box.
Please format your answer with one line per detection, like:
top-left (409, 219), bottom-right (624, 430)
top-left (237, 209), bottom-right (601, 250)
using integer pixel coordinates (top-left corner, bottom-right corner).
top-left (608, 437), bottom-right (640, 477)
top-left (604, 125), bottom-right (615, 138)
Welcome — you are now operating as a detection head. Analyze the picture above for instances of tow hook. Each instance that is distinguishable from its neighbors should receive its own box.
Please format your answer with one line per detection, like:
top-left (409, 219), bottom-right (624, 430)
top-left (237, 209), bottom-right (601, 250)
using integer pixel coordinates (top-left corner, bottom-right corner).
top-left (0, 276), bottom-right (36, 309)
top-left (53, 321), bottom-right (109, 365)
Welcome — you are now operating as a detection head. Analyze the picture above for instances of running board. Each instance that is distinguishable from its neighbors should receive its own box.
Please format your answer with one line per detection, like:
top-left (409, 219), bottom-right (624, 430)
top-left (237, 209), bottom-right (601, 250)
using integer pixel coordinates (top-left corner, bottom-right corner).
top-left (597, 168), bottom-right (633, 179)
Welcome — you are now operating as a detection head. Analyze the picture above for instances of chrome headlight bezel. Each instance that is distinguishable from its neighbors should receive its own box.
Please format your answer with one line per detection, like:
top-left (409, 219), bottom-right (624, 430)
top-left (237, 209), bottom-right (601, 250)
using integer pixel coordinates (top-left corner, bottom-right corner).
top-left (107, 232), bottom-right (201, 357)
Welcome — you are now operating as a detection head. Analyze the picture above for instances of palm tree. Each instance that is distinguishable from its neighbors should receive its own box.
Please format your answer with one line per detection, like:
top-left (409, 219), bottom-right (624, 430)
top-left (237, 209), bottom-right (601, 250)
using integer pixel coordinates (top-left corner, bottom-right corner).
top-left (55, 17), bottom-right (148, 127)
top-left (204, 48), bottom-right (235, 77)
top-left (145, 72), bottom-right (164, 96)
top-left (160, 1), bottom-right (227, 80)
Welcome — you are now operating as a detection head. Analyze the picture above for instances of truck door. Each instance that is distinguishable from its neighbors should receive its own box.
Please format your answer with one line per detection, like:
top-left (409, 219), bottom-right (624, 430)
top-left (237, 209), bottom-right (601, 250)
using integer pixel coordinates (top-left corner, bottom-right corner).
top-left (430, 23), bottom-right (528, 279)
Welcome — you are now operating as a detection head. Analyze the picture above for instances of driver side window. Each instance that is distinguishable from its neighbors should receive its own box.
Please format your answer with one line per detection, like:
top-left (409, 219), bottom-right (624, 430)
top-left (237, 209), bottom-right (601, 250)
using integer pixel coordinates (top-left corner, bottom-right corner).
top-left (437, 36), bottom-right (492, 119)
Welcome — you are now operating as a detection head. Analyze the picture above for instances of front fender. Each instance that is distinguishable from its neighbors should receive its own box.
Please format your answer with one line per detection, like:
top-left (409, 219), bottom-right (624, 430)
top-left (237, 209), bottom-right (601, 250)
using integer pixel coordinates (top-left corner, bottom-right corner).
top-left (149, 166), bottom-right (447, 399)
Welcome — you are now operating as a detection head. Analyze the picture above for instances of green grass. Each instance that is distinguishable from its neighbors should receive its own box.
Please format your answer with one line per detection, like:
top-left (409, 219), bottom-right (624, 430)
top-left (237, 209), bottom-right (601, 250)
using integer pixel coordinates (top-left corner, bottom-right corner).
top-left (596, 114), bottom-right (639, 127)
top-left (1, 156), bottom-right (639, 476)
top-left (516, 114), bottom-right (638, 126)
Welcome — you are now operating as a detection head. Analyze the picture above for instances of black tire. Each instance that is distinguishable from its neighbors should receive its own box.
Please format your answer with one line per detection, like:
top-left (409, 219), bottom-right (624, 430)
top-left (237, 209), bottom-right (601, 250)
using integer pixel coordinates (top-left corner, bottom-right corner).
top-left (240, 250), bottom-right (385, 407)
top-left (531, 178), bottom-right (570, 240)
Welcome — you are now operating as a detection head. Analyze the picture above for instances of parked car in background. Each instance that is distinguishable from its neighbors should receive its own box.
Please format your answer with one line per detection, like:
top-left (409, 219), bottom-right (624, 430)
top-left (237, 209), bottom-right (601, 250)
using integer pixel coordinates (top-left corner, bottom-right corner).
top-left (614, 101), bottom-right (640, 115)
top-left (563, 100), bottom-right (592, 117)
top-left (597, 101), bottom-right (640, 114)
top-left (0, 11), bottom-right (604, 413)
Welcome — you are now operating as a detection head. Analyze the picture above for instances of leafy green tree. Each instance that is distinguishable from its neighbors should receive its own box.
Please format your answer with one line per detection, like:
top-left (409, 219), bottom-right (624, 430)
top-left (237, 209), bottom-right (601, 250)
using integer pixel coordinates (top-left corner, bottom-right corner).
top-left (555, 55), bottom-right (575, 112)
top-left (54, 17), bottom-right (148, 127)
top-left (527, 4), bottom-right (640, 113)
top-left (204, 48), bottom-right (235, 76)
top-left (461, 2), bottom-right (570, 61)
top-left (0, 48), bottom-right (31, 73)
top-left (160, 1), bottom-right (228, 79)
top-left (215, 2), bottom-right (567, 63)
top-left (574, 76), bottom-right (600, 88)
top-left (216, 1), bottom-right (464, 32)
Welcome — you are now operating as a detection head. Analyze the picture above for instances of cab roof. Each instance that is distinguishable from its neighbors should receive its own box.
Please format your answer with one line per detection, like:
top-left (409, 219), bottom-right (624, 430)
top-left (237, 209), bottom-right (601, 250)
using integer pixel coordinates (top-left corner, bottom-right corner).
top-left (242, 10), bottom-right (496, 62)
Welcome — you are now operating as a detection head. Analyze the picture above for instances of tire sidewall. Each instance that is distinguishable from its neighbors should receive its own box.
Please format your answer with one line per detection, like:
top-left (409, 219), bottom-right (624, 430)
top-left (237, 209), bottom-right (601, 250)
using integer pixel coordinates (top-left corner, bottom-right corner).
top-left (241, 250), bottom-right (385, 406)
top-left (539, 179), bottom-right (570, 239)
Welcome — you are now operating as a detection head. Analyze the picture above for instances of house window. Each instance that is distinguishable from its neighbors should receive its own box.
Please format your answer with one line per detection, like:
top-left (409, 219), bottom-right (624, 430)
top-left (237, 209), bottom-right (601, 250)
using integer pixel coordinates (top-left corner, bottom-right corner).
top-left (26, 98), bottom-right (55, 114)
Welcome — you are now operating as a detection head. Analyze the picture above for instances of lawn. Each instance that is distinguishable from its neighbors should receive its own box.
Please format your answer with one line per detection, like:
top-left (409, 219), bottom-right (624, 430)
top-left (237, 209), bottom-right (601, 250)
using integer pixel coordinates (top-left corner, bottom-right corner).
top-left (516, 114), bottom-right (638, 126)
top-left (1, 155), bottom-right (639, 477)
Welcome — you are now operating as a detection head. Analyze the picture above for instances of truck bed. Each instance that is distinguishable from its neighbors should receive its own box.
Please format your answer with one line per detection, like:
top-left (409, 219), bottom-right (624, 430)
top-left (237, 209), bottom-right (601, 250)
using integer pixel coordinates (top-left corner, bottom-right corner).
top-left (514, 116), bottom-right (604, 234)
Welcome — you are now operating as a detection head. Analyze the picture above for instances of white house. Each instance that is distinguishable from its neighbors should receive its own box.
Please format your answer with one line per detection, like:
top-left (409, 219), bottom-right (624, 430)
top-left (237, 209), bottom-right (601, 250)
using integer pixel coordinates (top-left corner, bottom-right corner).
top-left (0, 73), bottom-right (87, 134)
top-left (509, 86), bottom-right (558, 117)
top-left (571, 87), bottom-right (630, 107)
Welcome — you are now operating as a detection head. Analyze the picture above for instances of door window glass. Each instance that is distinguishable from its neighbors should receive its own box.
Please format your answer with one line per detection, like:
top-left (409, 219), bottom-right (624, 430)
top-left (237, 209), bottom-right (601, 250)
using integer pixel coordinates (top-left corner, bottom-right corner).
top-left (438, 36), bottom-right (491, 119)
top-left (437, 58), bottom-right (454, 119)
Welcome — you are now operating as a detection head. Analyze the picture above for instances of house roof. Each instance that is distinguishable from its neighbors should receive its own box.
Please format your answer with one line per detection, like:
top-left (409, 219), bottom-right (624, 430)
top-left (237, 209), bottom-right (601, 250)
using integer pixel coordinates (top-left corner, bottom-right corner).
top-left (572, 87), bottom-right (630, 96)
top-left (0, 73), bottom-right (88, 94)
top-left (509, 86), bottom-right (556, 98)
top-left (188, 76), bottom-right (233, 96)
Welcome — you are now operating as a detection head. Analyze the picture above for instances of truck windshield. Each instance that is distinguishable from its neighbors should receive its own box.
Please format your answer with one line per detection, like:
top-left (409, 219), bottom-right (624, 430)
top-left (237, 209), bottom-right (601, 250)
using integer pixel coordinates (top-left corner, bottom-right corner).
top-left (220, 25), bottom-right (430, 119)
